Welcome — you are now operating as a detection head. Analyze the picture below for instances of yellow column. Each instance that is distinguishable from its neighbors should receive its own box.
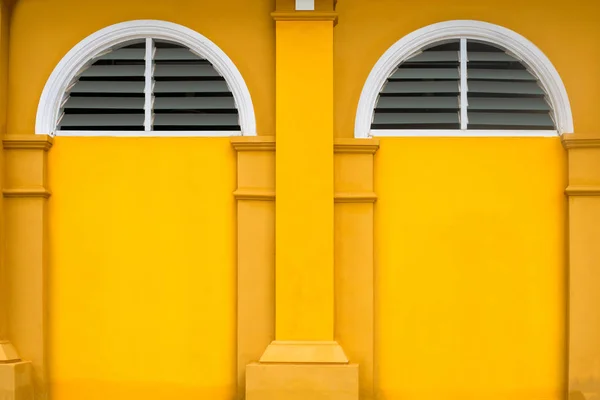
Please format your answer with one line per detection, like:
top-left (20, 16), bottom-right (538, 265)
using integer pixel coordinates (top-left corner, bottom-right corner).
top-left (275, 15), bottom-right (334, 345)
top-left (245, 1), bottom-right (358, 399)
top-left (0, 2), bottom-right (35, 399)
top-left (562, 135), bottom-right (600, 400)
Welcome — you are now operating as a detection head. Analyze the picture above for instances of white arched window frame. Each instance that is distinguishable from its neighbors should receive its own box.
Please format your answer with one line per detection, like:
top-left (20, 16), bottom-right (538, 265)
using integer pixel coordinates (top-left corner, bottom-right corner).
top-left (36, 20), bottom-right (257, 137)
top-left (354, 20), bottom-right (574, 138)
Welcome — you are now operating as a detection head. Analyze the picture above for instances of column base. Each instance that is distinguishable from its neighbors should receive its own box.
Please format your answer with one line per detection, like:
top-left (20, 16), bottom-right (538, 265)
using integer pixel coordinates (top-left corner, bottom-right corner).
top-left (259, 340), bottom-right (349, 363)
top-left (246, 362), bottom-right (358, 400)
top-left (0, 361), bottom-right (34, 400)
top-left (0, 341), bottom-right (20, 362)
top-left (247, 341), bottom-right (358, 400)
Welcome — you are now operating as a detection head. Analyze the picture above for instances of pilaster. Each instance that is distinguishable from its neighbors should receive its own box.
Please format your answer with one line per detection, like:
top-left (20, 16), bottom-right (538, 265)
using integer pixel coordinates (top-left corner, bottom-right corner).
top-left (0, 2), bottom-right (36, 399)
top-left (334, 139), bottom-right (379, 400)
top-left (245, 1), bottom-right (358, 399)
top-left (2, 134), bottom-right (53, 400)
top-left (562, 134), bottom-right (600, 400)
top-left (231, 136), bottom-right (276, 400)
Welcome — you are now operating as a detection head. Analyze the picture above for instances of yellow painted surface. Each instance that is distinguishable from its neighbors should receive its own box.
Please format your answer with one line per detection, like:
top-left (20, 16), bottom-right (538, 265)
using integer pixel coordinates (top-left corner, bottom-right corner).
top-left (47, 137), bottom-right (236, 400)
top-left (375, 137), bottom-right (567, 400)
top-left (7, 1), bottom-right (273, 395)
top-left (2, 0), bottom-right (595, 399)
top-left (569, 195), bottom-right (600, 397)
top-left (275, 21), bottom-right (334, 341)
top-left (0, 1), bottom-right (9, 342)
top-left (7, 0), bottom-right (274, 136)
top-left (334, 0), bottom-right (600, 137)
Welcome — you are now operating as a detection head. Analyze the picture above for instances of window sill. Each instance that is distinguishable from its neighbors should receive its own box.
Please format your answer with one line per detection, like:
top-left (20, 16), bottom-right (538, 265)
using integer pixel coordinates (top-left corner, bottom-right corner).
top-left (369, 129), bottom-right (559, 138)
top-left (52, 130), bottom-right (244, 138)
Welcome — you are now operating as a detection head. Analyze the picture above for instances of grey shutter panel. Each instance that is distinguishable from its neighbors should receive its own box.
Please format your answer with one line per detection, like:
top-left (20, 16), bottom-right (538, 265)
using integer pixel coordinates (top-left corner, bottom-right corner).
top-left (465, 41), bottom-right (555, 130)
top-left (58, 39), bottom-right (242, 133)
top-left (152, 40), bottom-right (240, 131)
top-left (372, 41), bottom-right (460, 130)
top-left (371, 39), bottom-right (557, 132)
top-left (59, 41), bottom-right (146, 131)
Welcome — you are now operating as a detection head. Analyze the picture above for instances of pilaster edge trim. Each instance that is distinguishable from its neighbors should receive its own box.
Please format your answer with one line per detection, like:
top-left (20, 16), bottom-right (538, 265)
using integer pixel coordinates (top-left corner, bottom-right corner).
top-left (3, 187), bottom-right (52, 199)
top-left (334, 138), bottom-right (380, 154)
top-left (334, 192), bottom-right (377, 203)
top-left (271, 11), bottom-right (338, 22)
top-left (231, 136), bottom-right (276, 152)
top-left (234, 189), bottom-right (275, 201)
top-left (565, 186), bottom-right (600, 196)
top-left (3, 134), bottom-right (54, 150)
top-left (561, 138), bottom-right (600, 149)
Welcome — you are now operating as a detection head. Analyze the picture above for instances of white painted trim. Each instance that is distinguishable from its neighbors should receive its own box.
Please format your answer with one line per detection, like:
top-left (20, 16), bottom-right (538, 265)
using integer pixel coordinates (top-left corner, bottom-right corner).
top-left (36, 20), bottom-right (256, 136)
top-left (459, 38), bottom-right (468, 130)
top-left (54, 130), bottom-right (243, 137)
top-left (370, 129), bottom-right (559, 138)
top-left (354, 20), bottom-right (574, 138)
top-left (144, 38), bottom-right (154, 131)
top-left (296, 0), bottom-right (315, 11)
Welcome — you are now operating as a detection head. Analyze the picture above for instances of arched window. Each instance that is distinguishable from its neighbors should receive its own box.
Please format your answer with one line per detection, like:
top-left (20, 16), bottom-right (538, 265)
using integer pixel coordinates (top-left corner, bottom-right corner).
top-left (36, 20), bottom-right (256, 137)
top-left (355, 21), bottom-right (573, 138)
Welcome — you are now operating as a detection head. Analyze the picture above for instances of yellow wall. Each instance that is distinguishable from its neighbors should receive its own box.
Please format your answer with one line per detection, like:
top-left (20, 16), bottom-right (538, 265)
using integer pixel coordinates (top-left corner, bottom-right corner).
top-left (334, 0), bottom-right (600, 137)
top-left (47, 137), bottom-right (236, 400)
top-left (331, 2), bottom-right (593, 396)
top-left (374, 137), bottom-right (567, 400)
top-left (7, 1), bottom-right (274, 398)
top-left (5, 0), bottom-right (594, 399)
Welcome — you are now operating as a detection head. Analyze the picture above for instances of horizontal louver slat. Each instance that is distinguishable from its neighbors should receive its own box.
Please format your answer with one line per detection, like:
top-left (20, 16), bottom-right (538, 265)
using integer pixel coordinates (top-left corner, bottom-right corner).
top-left (376, 96), bottom-right (459, 109)
top-left (468, 69), bottom-right (537, 81)
top-left (154, 48), bottom-right (204, 60)
top-left (469, 97), bottom-right (550, 111)
top-left (382, 81), bottom-right (459, 94)
top-left (468, 52), bottom-right (518, 62)
top-left (468, 112), bottom-right (554, 126)
top-left (154, 81), bottom-right (231, 93)
top-left (80, 65), bottom-right (145, 77)
top-left (96, 48), bottom-right (145, 60)
top-left (389, 68), bottom-right (459, 80)
top-left (60, 114), bottom-right (144, 126)
top-left (373, 112), bottom-right (459, 124)
top-left (69, 81), bottom-right (145, 93)
top-left (405, 51), bottom-right (459, 62)
top-left (468, 81), bottom-right (545, 95)
top-left (154, 97), bottom-right (236, 109)
top-left (154, 64), bottom-right (221, 77)
top-left (63, 97), bottom-right (144, 109)
top-left (153, 114), bottom-right (239, 126)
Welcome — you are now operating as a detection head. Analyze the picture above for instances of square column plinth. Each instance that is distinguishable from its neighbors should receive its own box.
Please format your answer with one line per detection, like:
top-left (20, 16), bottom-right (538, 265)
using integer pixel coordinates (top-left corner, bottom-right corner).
top-left (0, 362), bottom-right (33, 400)
top-left (246, 363), bottom-right (358, 400)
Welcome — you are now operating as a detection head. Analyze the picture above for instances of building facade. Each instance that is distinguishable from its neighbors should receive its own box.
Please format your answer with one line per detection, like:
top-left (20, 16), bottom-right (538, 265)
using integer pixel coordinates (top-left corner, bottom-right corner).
top-left (0, 0), bottom-right (599, 399)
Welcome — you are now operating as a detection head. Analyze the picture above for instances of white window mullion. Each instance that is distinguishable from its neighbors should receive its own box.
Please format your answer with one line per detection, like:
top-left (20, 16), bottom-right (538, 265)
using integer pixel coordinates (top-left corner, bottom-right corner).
top-left (144, 37), bottom-right (155, 131)
top-left (459, 38), bottom-right (468, 130)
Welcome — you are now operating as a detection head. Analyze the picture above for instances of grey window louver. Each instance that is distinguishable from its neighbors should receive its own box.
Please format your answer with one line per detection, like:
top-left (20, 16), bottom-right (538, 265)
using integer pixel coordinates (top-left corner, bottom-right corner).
top-left (371, 39), bottom-right (556, 131)
top-left (466, 41), bottom-right (554, 130)
top-left (58, 39), bottom-right (240, 132)
top-left (373, 41), bottom-right (461, 130)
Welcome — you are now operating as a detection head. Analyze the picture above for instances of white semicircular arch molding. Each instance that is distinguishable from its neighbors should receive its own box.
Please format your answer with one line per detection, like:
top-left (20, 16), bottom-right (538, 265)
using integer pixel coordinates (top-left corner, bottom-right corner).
top-left (354, 20), bottom-right (574, 138)
top-left (35, 19), bottom-right (257, 136)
